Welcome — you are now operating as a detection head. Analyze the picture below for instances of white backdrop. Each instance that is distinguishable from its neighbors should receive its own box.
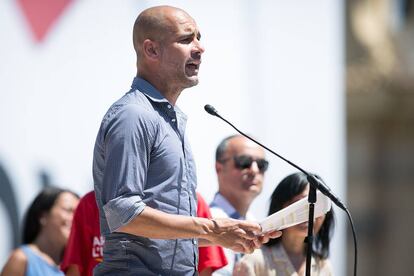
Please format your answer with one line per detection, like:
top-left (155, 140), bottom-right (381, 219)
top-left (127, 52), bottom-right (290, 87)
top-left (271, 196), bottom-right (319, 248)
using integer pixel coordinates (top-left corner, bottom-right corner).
top-left (0, 0), bottom-right (346, 274)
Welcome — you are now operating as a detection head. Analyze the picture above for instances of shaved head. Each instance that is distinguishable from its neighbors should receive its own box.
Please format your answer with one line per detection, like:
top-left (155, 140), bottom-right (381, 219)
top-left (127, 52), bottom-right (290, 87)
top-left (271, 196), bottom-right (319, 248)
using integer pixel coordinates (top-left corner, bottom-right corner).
top-left (131, 5), bottom-right (204, 103)
top-left (133, 6), bottom-right (193, 60)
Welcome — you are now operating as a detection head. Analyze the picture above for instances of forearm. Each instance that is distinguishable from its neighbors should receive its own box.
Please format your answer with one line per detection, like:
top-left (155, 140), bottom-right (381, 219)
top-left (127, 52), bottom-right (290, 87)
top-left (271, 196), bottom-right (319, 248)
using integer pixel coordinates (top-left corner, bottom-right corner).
top-left (117, 206), bottom-right (216, 239)
top-left (117, 208), bottom-right (275, 254)
top-left (198, 238), bottom-right (214, 247)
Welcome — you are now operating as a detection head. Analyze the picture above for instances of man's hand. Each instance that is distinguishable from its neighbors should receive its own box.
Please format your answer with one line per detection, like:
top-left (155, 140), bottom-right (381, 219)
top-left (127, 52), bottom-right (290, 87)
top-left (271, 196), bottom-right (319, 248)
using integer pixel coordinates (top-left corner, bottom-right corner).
top-left (256, 229), bottom-right (282, 244)
top-left (205, 218), bottom-right (281, 254)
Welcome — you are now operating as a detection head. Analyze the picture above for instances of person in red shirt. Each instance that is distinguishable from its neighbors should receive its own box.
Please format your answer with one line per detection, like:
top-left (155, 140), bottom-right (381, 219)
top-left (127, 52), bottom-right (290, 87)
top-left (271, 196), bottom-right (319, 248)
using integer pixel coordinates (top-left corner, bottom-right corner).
top-left (61, 191), bottom-right (103, 276)
top-left (197, 192), bottom-right (228, 275)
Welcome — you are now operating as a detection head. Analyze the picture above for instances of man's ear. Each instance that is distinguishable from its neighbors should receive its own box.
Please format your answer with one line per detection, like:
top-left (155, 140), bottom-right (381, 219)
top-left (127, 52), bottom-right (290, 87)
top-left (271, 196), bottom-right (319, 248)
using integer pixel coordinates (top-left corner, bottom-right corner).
top-left (215, 162), bottom-right (223, 173)
top-left (142, 39), bottom-right (160, 60)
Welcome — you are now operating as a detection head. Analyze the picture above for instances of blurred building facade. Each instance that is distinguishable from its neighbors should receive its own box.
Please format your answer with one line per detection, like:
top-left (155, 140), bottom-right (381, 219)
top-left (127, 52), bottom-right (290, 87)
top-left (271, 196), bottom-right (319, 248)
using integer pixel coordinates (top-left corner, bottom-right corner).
top-left (346, 0), bottom-right (414, 275)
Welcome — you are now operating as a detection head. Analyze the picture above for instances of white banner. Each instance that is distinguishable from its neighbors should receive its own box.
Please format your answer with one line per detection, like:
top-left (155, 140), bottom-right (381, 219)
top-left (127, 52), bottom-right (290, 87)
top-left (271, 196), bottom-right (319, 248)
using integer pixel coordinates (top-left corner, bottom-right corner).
top-left (0, 1), bottom-right (345, 274)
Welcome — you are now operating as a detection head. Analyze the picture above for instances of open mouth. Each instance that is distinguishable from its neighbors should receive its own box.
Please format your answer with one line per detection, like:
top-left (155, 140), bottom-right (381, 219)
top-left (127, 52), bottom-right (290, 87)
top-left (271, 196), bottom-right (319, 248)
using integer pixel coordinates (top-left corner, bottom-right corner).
top-left (186, 61), bottom-right (200, 75)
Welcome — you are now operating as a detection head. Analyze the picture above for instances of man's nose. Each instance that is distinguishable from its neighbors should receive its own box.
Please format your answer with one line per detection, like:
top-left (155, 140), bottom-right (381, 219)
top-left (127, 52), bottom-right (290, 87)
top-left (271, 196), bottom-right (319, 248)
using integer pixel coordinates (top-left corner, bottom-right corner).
top-left (249, 161), bottom-right (260, 174)
top-left (193, 39), bottom-right (205, 55)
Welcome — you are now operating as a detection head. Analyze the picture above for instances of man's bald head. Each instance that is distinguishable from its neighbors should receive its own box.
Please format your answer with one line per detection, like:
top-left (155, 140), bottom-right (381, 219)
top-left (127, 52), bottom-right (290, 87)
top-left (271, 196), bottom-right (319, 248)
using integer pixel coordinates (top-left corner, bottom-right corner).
top-left (133, 6), bottom-right (193, 60)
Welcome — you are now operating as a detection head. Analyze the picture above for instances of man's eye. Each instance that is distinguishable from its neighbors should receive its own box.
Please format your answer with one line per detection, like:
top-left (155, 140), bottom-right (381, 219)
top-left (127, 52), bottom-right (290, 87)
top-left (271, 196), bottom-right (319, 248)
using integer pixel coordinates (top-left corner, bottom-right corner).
top-left (180, 38), bottom-right (193, 44)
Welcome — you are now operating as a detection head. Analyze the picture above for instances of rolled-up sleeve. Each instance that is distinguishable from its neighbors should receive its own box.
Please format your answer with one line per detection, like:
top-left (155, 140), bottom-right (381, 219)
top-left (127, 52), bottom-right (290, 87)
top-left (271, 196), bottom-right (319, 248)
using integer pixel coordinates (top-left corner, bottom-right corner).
top-left (103, 194), bottom-right (146, 232)
top-left (101, 104), bottom-right (156, 232)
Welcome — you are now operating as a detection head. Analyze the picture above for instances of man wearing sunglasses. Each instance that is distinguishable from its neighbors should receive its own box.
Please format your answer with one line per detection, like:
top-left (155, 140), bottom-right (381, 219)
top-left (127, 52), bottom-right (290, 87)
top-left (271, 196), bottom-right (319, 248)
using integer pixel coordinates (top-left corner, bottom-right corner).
top-left (210, 135), bottom-right (269, 275)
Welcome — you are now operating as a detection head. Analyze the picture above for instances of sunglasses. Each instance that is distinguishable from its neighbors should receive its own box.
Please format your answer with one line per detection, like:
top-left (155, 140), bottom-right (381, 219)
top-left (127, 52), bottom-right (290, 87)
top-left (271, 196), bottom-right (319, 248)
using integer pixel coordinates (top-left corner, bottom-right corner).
top-left (221, 155), bottom-right (269, 173)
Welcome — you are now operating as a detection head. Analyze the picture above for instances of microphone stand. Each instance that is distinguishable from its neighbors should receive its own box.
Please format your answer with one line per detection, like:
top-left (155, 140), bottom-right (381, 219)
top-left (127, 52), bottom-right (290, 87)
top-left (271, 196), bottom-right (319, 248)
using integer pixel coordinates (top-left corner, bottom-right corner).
top-left (305, 176), bottom-right (317, 276)
top-left (204, 104), bottom-right (347, 276)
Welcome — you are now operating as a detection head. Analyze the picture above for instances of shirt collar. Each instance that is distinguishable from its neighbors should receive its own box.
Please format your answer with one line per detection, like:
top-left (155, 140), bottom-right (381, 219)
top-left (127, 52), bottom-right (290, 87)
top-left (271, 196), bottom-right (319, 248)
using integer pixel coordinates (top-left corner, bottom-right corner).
top-left (130, 76), bottom-right (187, 123)
top-left (210, 192), bottom-right (244, 219)
top-left (270, 243), bottom-right (317, 269)
top-left (131, 77), bottom-right (169, 104)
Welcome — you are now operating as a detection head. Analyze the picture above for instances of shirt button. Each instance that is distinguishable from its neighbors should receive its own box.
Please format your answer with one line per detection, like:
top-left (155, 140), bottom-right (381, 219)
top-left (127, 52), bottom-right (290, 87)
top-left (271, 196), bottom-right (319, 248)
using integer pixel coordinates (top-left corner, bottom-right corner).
top-left (192, 239), bottom-right (197, 245)
top-left (172, 118), bottom-right (176, 122)
top-left (167, 104), bottom-right (172, 109)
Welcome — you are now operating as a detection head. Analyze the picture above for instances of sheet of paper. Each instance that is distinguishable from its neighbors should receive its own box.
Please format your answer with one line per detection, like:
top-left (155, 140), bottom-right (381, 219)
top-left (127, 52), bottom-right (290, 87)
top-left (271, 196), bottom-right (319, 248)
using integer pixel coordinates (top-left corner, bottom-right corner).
top-left (260, 190), bottom-right (331, 233)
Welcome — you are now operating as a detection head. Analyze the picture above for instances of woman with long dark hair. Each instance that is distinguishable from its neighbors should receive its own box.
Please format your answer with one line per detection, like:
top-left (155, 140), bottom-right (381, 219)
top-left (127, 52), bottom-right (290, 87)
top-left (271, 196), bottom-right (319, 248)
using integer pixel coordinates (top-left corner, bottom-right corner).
top-left (1, 187), bottom-right (79, 276)
top-left (234, 172), bottom-right (335, 275)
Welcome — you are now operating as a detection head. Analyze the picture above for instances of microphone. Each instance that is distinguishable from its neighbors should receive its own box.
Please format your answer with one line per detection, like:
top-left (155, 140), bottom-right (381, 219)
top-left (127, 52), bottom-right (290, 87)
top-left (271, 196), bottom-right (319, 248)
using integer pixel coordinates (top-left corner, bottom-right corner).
top-left (203, 104), bottom-right (347, 210)
top-left (204, 104), bottom-right (218, 116)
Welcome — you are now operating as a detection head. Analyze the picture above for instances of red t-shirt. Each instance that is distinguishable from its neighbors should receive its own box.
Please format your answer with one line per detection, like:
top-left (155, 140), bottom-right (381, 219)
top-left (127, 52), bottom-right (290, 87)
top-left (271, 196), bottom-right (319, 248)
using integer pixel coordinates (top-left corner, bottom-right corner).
top-left (197, 193), bottom-right (228, 273)
top-left (61, 191), bottom-right (103, 276)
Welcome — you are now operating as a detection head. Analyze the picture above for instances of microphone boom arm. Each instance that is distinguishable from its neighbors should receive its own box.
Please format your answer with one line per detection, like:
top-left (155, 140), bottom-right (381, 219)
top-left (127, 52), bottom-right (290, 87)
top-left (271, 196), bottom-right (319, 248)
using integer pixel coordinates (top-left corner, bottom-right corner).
top-left (204, 104), bottom-right (346, 211)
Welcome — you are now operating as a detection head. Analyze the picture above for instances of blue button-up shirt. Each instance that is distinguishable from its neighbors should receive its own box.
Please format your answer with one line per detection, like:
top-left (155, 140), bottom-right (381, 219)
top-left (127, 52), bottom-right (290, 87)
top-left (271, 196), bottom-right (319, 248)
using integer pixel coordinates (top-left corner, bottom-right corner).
top-left (210, 192), bottom-right (244, 220)
top-left (93, 77), bottom-right (198, 275)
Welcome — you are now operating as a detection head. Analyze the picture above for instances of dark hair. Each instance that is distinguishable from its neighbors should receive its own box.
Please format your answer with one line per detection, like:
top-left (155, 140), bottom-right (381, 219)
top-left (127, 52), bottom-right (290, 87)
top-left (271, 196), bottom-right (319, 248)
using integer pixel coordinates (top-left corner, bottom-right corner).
top-left (266, 172), bottom-right (335, 260)
top-left (215, 134), bottom-right (241, 162)
top-left (22, 186), bottom-right (79, 244)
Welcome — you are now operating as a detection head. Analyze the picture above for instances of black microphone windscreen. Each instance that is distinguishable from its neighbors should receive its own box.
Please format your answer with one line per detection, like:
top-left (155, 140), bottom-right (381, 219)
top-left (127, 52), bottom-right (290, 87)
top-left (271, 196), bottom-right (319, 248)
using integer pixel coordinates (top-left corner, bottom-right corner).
top-left (204, 104), bottom-right (218, 116)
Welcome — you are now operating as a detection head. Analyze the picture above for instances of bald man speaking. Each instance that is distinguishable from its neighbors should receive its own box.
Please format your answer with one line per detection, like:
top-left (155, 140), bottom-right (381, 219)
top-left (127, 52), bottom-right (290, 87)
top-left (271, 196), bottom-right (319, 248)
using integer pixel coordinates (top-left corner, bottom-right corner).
top-left (92, 6), bottom-right (280, 275)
